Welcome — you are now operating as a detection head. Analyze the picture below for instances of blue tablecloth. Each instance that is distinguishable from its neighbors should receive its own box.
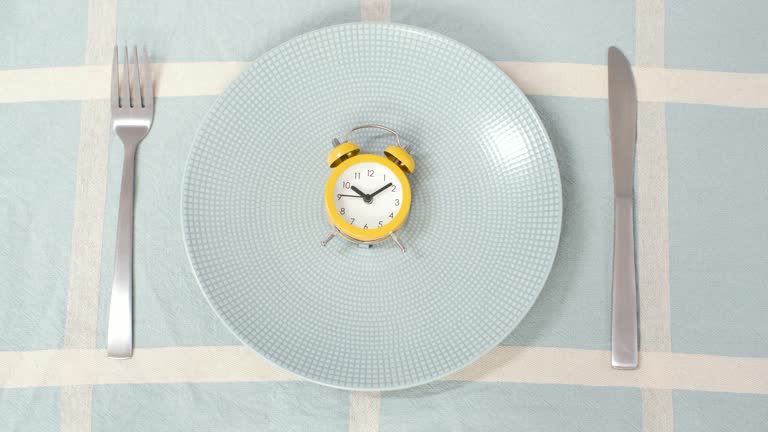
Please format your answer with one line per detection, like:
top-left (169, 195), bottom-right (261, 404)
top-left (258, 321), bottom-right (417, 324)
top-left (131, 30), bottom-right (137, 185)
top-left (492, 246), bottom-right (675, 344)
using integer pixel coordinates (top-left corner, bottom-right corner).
top-left (1, 0), bottom-right (767, 431)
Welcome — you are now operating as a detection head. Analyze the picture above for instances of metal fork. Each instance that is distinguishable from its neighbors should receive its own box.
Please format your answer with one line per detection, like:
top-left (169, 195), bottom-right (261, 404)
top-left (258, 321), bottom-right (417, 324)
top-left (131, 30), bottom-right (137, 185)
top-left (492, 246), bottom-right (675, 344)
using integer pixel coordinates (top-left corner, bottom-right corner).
top-left (107, 46), bottom-right (154, 359)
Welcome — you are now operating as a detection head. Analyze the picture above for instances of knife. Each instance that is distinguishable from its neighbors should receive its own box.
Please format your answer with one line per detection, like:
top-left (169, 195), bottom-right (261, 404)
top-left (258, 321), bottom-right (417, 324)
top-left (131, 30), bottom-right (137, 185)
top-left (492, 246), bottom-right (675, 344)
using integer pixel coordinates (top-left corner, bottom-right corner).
top-left (607, 46), bottom-right (638, 369)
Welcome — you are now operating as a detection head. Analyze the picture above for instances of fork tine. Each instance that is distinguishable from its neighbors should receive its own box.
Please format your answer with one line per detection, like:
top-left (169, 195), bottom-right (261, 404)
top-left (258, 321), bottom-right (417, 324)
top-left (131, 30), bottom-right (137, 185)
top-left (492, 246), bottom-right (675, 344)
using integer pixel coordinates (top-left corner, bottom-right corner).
top-left (142, 46), bottom-right (153, 109)
top-left (120, 46), bottom-right (130, 108)
top-left (130, 46), bottom-right (141, 108)
top-left (111, 46), bottom-right (119, 108)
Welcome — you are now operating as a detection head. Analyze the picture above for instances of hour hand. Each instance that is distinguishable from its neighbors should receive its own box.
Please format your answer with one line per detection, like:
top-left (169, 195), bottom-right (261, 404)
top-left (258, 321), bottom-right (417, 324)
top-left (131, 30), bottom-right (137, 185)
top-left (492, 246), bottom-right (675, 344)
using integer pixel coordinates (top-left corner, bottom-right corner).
top-left (350, 186), bottom-right (367, 198)
top-left (350, 185), bottom-right (373, 203)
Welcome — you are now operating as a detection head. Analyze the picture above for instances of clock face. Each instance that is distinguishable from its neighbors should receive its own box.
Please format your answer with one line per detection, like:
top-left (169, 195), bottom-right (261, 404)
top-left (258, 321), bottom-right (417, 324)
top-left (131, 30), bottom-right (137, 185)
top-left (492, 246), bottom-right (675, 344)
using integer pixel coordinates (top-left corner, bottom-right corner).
top-left (332, 161), bottom-right (404, 231)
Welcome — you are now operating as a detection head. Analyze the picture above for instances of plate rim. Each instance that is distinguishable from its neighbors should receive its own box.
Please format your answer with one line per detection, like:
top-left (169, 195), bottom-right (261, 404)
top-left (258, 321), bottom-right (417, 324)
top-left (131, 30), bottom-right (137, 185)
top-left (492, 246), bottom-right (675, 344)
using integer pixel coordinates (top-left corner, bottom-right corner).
top-left (180, 21), bottom-right (563, 391)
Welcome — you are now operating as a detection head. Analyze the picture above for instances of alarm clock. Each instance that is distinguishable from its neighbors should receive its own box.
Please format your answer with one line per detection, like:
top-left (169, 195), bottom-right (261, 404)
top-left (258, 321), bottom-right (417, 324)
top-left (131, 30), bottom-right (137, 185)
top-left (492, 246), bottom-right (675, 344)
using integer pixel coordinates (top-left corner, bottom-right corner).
top-left (320, 125), bottom-right (415, 252)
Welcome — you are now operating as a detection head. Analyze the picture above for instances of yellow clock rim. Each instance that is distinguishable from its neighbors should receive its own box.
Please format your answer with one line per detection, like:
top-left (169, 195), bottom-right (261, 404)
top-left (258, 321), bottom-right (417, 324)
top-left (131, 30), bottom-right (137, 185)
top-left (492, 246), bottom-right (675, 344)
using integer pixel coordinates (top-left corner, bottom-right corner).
top-left (324, 153), bottom-right (412, 242)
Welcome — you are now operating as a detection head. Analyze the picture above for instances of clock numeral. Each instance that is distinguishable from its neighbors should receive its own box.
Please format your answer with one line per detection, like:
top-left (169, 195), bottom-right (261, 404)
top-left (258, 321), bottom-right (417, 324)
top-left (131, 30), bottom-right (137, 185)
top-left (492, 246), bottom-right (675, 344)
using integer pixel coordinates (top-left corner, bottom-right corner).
top-left (383, 174), bottom-right (386, 182)
top-left (363, 224), bottom-right (369, 229)
top-left (395, 199), bottom-right (400, 206)
top-left (378, 221), bottom-right (383, 227)
top-left (354, 172), bottom-right (360, 179)
top-left (391, 184), bottom-right (397, 192)
top-left (388, 212), bottom-right (394, 218)
top-left (350, 218), bottom-right (355, 224)
top-left (343, 181), bottom-right (351, 189)
top-left (340, 208), bottom-right (345, 215)
top-left (367, 169), bottom-right (375, 177)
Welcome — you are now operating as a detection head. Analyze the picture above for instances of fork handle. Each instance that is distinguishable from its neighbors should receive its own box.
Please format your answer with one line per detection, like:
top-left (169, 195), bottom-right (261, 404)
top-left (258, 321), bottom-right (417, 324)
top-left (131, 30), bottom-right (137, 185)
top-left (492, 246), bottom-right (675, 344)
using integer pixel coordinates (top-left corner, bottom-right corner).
top-left (107, 146), bottom-right (136, 359)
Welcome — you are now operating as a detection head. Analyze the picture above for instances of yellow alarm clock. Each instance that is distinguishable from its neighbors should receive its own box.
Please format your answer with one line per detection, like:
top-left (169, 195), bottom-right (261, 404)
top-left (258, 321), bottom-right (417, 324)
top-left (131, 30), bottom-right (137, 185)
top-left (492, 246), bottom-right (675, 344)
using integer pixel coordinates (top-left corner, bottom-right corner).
top-left (320, 125), bottom-right (415, 252)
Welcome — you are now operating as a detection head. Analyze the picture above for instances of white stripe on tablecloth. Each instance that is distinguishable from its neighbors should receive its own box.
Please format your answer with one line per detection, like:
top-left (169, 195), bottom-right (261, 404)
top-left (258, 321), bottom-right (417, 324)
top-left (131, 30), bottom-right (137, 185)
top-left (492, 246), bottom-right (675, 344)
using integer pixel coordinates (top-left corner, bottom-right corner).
top-left (348, 392), bottom-right (382, 432)
top-left (448, 347), bottom-right (768, 394)
top-left (60, 0), bottom-right (116, 431)
top-left (637, 101), bottom-right (674, 432)
top-left (2, 346), bottom-right (767, 394)
top-left (0, 347), bottom-right (296, 388)
top-left (498, 62), bottom-right (768, 108)
top-left (636, 0), bottom-right (665, 67)
top-left (635, 1), bottom-right (673, 430)
top-left (63, 97), bottom-right (110, 349)
top-left (60, 385), bottom-right (93, 432)
top-left (3, 62), bottom-right (768, 108)
top-left (642, 388), bottom-right (674, 432)
top-left (636, 102), bottom-right (672, 353)
top-left (361, 0), bottom-right (390, 22)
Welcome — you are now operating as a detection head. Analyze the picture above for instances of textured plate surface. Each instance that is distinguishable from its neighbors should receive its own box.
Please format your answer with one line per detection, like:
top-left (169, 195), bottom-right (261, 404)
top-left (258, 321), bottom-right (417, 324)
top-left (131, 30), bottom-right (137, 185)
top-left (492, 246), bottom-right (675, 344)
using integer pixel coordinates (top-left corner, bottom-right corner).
top-left (182, 23), bottom-right (562, 390)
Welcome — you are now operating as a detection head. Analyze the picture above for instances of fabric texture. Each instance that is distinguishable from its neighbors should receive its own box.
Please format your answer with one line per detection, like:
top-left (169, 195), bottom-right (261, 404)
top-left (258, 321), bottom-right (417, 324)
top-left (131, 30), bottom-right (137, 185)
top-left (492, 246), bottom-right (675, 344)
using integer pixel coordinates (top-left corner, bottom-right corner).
top-left (1, 0), bottom-right (766, 431)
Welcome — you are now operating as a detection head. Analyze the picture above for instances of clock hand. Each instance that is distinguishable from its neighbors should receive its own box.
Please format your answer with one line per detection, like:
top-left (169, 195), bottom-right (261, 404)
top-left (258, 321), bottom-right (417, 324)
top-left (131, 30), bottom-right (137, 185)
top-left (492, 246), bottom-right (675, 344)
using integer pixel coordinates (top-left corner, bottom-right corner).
top-left (337, 194), bottom-right (364, 199)
top-left (350, 185), bottom-right (373, 204)
top-left (350, 185), bottom-right (368, 198)
top-left (368, 182), bottom-right (393, 199)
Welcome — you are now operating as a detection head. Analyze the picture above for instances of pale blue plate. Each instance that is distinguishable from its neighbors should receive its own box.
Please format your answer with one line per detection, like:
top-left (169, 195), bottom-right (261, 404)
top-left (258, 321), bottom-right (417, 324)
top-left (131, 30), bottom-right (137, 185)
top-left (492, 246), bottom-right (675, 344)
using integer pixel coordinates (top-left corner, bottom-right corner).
top-left (182, 23), bottom-right (562, 390)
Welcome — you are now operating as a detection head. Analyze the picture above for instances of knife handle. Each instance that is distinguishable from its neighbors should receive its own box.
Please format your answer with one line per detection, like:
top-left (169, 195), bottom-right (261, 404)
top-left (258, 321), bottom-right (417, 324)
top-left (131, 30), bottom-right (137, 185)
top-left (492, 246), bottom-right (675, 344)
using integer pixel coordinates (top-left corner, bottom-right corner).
top-left (611, 195), bottom-right (638, 369)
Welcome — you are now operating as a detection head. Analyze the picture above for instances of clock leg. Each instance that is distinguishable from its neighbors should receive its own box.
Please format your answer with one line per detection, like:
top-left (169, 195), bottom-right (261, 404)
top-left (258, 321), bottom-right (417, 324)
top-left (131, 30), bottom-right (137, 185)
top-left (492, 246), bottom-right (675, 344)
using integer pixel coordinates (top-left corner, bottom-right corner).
top-left (320, 231), bottom-right (336, 246)
top-left (390, 232), bottom-right (406, 253)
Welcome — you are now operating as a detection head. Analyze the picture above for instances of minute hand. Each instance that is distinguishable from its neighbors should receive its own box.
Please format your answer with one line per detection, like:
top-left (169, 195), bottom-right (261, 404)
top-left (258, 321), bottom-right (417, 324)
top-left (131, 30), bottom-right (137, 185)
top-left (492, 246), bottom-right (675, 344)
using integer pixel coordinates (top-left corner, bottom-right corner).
top-left (369, 182), bottom-right (393, 198)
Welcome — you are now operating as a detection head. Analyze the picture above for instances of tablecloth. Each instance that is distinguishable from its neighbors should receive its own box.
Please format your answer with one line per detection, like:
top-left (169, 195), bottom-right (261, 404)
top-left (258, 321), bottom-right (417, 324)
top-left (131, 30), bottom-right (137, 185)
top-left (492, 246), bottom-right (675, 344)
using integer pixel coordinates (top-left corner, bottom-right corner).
top-left (1, 0), bottom-right (767, 431)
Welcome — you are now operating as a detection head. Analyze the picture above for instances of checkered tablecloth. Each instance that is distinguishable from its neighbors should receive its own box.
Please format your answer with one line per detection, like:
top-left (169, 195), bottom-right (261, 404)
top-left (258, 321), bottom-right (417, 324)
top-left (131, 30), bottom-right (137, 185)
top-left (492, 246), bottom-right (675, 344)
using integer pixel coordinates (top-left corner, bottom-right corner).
top-left (2, 0), bottom-right (767, 431)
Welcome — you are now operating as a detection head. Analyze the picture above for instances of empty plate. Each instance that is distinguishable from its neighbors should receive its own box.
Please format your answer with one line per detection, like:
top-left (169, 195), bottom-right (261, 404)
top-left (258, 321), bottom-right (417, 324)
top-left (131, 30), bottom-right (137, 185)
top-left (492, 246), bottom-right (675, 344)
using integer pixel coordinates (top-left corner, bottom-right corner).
top-left (182, 23), bottom-right (561, 390)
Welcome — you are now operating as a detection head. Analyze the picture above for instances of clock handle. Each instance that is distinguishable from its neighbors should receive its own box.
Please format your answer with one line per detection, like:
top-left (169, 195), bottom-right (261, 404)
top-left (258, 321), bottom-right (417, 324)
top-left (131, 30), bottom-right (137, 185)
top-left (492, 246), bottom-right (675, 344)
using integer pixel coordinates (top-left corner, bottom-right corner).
top-left (345, 124), bottom-right (404, 150)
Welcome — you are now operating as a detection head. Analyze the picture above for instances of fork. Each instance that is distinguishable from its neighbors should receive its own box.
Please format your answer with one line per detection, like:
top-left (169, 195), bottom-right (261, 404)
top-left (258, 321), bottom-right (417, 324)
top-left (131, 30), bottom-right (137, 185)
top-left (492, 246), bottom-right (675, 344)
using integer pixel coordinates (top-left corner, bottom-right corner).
top-left (107, 46), bottom-right (154, 359)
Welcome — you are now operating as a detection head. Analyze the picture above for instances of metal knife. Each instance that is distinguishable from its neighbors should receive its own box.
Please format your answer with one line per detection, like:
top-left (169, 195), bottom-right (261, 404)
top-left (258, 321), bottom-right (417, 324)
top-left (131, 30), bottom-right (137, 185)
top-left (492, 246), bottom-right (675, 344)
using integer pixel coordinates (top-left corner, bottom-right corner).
top-left (607, 46), bottom-right (638, 369)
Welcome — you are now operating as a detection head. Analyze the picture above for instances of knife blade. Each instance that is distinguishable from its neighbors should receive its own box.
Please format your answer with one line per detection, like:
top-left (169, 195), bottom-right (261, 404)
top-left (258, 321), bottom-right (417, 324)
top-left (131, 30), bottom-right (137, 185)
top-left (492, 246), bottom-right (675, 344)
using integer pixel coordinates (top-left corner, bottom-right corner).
top-left (607, 46), bottom-right (638, 369)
